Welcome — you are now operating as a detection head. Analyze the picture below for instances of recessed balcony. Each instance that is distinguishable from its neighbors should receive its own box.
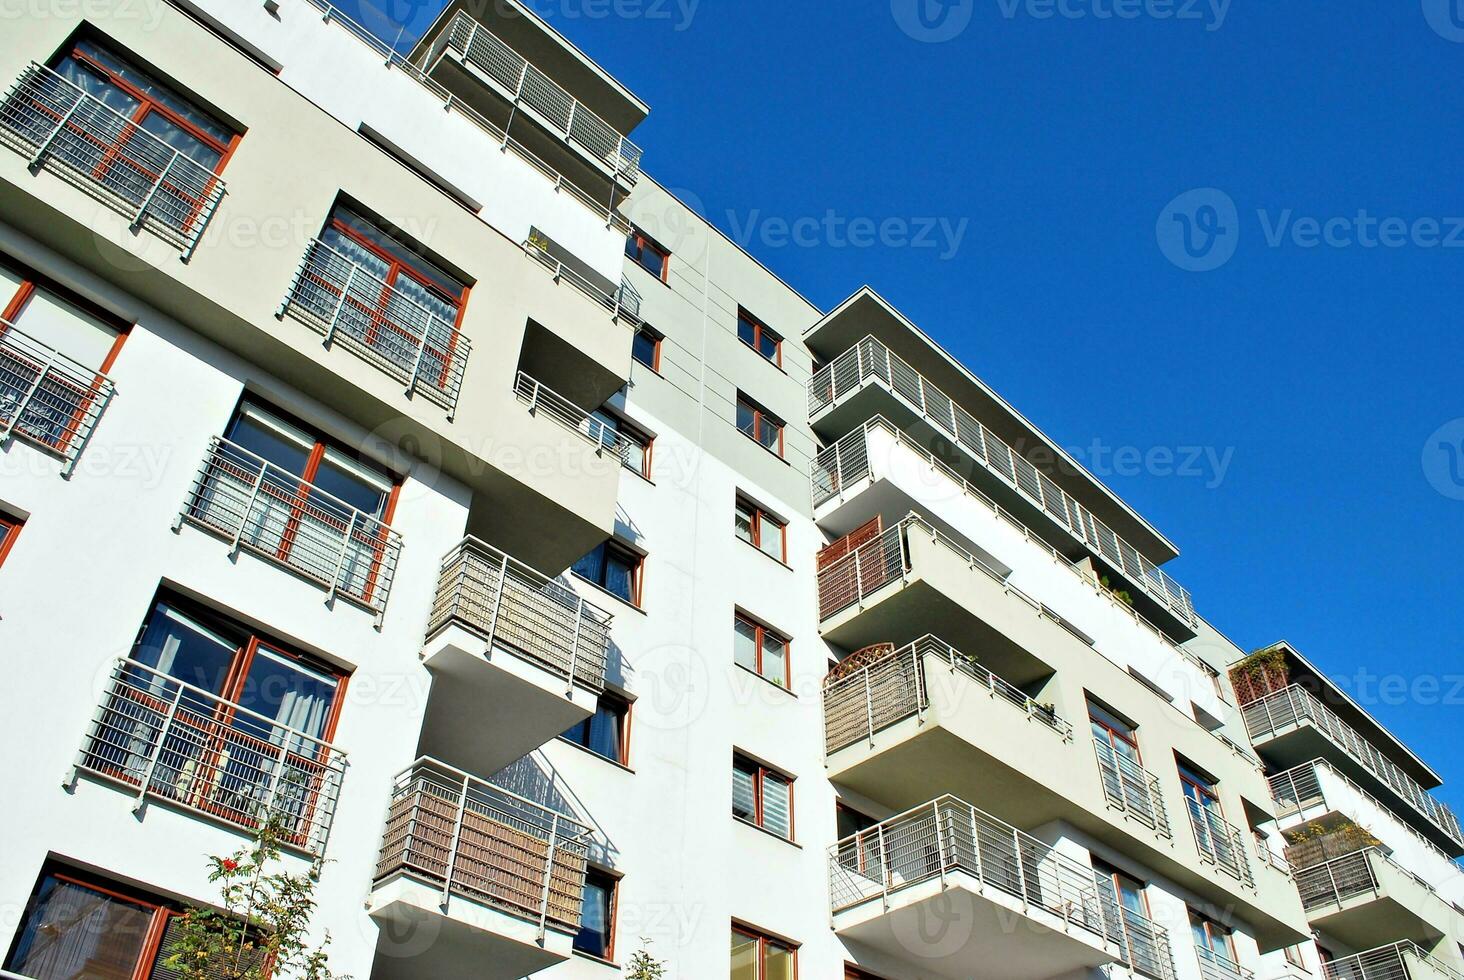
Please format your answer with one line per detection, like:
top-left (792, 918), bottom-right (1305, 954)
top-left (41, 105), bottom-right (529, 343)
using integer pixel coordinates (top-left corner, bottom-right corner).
top-left (1293, 848), bottom-right (1458, 951)
top-left (1196, 946), bottom-right (1256, 980)
top-left (71, 657), bottom-right (347, 857)
top-left (369, 758), bottom-right (590, 980)
top-left (1185, 798), bottom-right (1255, 887)
top-left (418, 538), bottom-right (611, 778)
top-left (1322, 942), bottom-right (1464, 980)
top-left (828, 795), bottom-right (1127, 979)
top-left (0, 313), bottom-right (116, 474)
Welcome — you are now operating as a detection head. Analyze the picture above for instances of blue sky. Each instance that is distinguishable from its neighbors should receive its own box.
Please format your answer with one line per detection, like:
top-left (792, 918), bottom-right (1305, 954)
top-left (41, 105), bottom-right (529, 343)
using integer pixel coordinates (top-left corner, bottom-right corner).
top-left (346, 0), bottom-right (1464, 805)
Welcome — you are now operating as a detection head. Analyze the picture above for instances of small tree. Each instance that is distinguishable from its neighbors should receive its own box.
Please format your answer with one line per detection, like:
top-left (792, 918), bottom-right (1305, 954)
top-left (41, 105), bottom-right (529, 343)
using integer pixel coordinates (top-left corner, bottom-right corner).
top-left (626, 939), bottom-right (668, 980)
top-left (165, 816), bottom-right (347, 980)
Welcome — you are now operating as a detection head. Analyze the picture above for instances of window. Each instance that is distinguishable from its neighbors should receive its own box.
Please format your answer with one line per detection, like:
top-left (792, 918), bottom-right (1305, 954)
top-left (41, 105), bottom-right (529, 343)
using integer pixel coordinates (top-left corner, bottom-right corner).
top-left (625, 227), bottom-right (669, 280)
top-left (1283, 944), bottom-right (1307, 969)
top-left (0, 513), bottom-right (20, 568)
top-left (732, 754), bottom-right (793, 840)
top-left (1179, 760), bottom-right (1223, 818)
top-left (737, 308), bottom-right (781, 366)
top-left (734, 614), bottom-right (790, 688)
top-left (631, 323), bottom-right (662, 370)
top-left (1090, 702), bottom-right (1142, 763)
top-left (5, 865), bottom-right (263, 980)
top-left (561, 692), bottom-right (630, 765)
top-left (574, 868), bottom-right (618, 960)
top-left (1096, 862), bottom-right (1166, 978)
top-left (735, 496), bottom-right (786, 563)
top-left (1, 257), bottom-right (127, 455)
top-left (736, 395), bottom-right (784, 457)
top-left (573, 539), bottom-right (644, 607)
top-left (589, 409), bottom-right (653, 479)
top-left (1190, 912), bottom-right (1238, 969)
top-left (731, 924), bottom-right (796, 980)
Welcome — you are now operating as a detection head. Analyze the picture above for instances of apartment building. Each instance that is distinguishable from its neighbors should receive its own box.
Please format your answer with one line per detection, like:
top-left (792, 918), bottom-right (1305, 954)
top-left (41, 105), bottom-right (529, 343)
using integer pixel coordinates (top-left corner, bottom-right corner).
top-left (0, 0), bottom-right (1444, 978)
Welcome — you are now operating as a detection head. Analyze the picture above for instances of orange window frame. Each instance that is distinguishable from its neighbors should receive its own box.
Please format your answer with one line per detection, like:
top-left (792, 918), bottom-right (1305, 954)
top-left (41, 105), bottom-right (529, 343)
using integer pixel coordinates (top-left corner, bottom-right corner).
top-left (737, 396), bottom-right (784, 458)
top-left (737, 308), bottom-right (782, 367)
top-left (1178, 762), bottom-right (1222, 810)
top-left (1190, 912), bottom-right (1237, 962)
top-left (732, 922), bottom-right (798, 979)
top-left (632, 324), bottom-right (662, 372)
top-left (1090, 708), bottom-right (1142, 762)
top-left (735, 614), bottom-right (791, 688)
top-left (0, 258), bottom-right (130, 456)
top-left (735, 754), bottom-right (795, 840)
top-left (0, 513), bottom-right (21, 568)
top-left (738, 497), bottom-right (787, 563)
top-left (576, 867), bottom-right (620, 961)
top-left (575, 539), bottom-right (645, 608)
top-left (625, 228), bottom-right (669, 281)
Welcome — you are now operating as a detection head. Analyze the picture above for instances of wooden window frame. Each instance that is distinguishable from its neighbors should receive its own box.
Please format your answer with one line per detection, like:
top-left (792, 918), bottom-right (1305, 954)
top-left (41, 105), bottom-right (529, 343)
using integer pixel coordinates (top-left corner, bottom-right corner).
top-left (737, 308), bottom-right (782, 367)
top-left (625, 227), bottom-right (670, 281)
top-left (562, 690), bottom-right (632, 766)
top-left (1178, 760), bottom-right (1224, 813)
top-left (732, 921), bottom-right (798, 979)
top-left (631, 323), bottom-right (663, 372)
top-left (736, 395), bottom-right (785, 458)
top-left (736, 496), bottom-right (787, 564)
top-left (733, 753), bottom-right (795, 841)
top-left (1190, 910), bottom-right (1238, 962)
top-left (574, 867), bottom-right (620, 962)
top-left (734, 613), bottom-right (791, 688)
top-left (574, 539), bottom-right (645, 608)
top-left (0, 513), bottom-right (22, 569)
top-left (1089, 703), bottom-right (1143, 762)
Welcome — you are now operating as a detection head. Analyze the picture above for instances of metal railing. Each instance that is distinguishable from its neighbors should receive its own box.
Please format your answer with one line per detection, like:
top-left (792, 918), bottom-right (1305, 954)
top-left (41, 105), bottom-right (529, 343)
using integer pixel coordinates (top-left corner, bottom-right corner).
top-left (0, 63), bottom-right (226, 259)
top-left (177, 436), bottom-right (402, 620)
top-left (828, 795), bottom-right (1125, 954)
top-left (513, 370), bottom-right (634, 463)
top-left (278, 238), bottom-right (471, 417)
top-left (442, 11), bottom-right (642, 182)
top-left (1196, 946), bottom-right (1255, 980)
top-left (1185, 797), bottom-right (1254, 886)
top-left (523, 238), bottom-right (642, 323)
top-left (1323, 942), bottom-right (1464, 980)
top-left (1098, 892), bottom-right (1178, 980)
top-left (0, 316), bottom-right (116, 472)
top-left (1093, 738), bottom-right (1172, 838)
top-left (73, 657), bottom-right (347, 857)
top-left (374, 758), bottom-right (591, 939)
top-left (823, 634), bottom-right (1071, 755)
top-left (1242, 685), bottom-right (1464, 849)
top-left (427, 536), bottom-right (611, 694)
top-left (808, 336), bottom-right (1196, 628)
top-left (1294, 847), bottom-right (1387, 911)
top-left (1253, 831), bottom-right (1292, 876)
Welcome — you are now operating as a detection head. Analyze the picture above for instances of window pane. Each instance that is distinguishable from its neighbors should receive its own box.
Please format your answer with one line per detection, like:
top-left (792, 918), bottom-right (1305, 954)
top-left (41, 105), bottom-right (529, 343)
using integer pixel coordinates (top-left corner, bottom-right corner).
top-left (637, 247), bottom-right (664, 277)
top-left (572, 544), bottom-right (606, 586)
top-left (234, 646), bottom-right (338, 743)
top-left (131, 602), bottom-right (239, 696)
top-left (762, 773), bottom-right (791, 838)
top-left (737, 315), bottom-right (756, 347)
top-left (765, 942), bottom-right (795, 980)
top-left (574, 875), bottom-right (612, 958)
top-left (138, 110), bottom-right (221, 170)
top-left (758, 331), bottom-right (779, 361)
top-left (736, 400), bottom-right (756, 439)
top-left (313, 450), bottom-right (391, 519)
top-left (561, 716), bottom-right (591, 748)
top-left (732, 759), bottom-right (756, 821)
top-left (730, 931), bottom-right (758, 980)
top-left (225, 404), bottom-right (313, 478)
top-left (624, 436), bottom-right (648, 476)
top-left (605, 554), bottom-right (635, 603)
top-left (588, 700), bottom-right (623, 763)
top-left (734, 503), bottom-right (755, 545)
top-left (9, 286), bottom-right (120, 369)
top-left (632, 329), bottom-right (658, 367)
top-left (7, 876), bottom-right (154, 980)
top-left (757, 418), bottom-right (781, 451)
top-left (733, 619), bottom-right (759, 673)
top-left (761, 634), bottom-right (788, 687)
top-left (757, 517), bottom-right (783, 560)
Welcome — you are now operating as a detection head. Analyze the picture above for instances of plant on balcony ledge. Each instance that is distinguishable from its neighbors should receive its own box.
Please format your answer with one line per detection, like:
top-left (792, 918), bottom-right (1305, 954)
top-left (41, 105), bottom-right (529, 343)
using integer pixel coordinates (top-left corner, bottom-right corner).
top-left (1100, 575), bottom-right (1135, 607)
top-left (1231, 646), bottom-right (1291, 704)
top-left (1283, 820), bottom-right (1382, 869)
top-left (165, 816), bottom-right (347, 980)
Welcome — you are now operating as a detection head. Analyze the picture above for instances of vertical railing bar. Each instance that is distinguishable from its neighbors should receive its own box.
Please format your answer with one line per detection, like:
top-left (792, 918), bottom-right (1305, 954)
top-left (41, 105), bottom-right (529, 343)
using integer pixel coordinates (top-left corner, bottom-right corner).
top-left (133, 684), bottom-right (187, 814)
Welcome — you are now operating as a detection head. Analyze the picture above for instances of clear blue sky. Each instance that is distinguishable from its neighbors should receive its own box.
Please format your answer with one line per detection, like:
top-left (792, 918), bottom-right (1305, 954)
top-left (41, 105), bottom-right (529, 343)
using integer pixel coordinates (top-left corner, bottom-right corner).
top-left (348, 0), bottom-right (1464, 805)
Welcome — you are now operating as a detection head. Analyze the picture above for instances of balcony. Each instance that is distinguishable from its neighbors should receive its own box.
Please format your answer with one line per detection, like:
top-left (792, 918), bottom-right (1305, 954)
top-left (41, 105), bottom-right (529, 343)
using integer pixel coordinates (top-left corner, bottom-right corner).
top-left (1241, 686), bottom-right (1464, 854)
top-left (176, 436), bottom-right (402, 622)
top-left (426, 11), bottom-right (643, 184)
top-left (0, 63), bottom-right (225, 260)
top-left (369, 758), bottom-right (590, 980)
top-left (1092, 737), bottom-right (1172, 840)
top-left (524, 238), bottom-right (642, 324)
top-left (513, 370), bottom-right (637, 463)
top-left (808, 336), bottom-right (1196, 634)
top-left (1196, 947), bottom-right (1255, 980)
top-left (277, 239), bottom-right (472, 419)
top-left (0, 315), bottom-right (116, 473)
top-left (828, 796), bottom-right (1126, 979)
top-left (1185, 799), bottom-right (1255, 887)
top-left (1293, 848), bottom-right (1458, 951)
top-left (1107, 902), bottom-right (1179, 980)
top-left (418, 538), bottom-right (611, 777)
top-left (71, 657), bottom-right (347, 857)
top-left (1322, 942), bottom-right (1464, 980)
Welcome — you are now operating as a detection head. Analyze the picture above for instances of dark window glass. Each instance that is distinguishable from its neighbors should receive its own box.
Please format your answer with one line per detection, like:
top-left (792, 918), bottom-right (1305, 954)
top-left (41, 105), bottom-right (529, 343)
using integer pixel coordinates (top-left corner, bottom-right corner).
top-left (631, 326), bottom-right (660, 368)
top-left (573, 541), bottom-right (641, 606)
top-left (562, 694), bottom-right (628, 764)
top-left (574, 870), bottom-right (616, 959)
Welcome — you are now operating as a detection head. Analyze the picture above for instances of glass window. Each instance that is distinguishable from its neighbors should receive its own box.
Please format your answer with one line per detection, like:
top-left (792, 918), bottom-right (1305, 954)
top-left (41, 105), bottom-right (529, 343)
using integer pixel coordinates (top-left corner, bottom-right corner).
top-left (735, 497), bottom-right (786, 562)
top-left (733, 615), bottom-right (790, 687)
top-left (574, 869), bottom-right (617, 960)
top-left (731, 925), bottom-right (796, 980)
top-left (733, 754), bottom-right (793, 840)
top-left (573, 540), bottom-right (643, 607)
top-left (589, 409), bottom-right (652, 479)
top-left (1089, 702), bottom-right (1141, 762)
top-left (624, 228), bottom-right (669, 280)
top-left (561, 693), bottom-right (629, 764)
top-left (737, 309), bottom-right (781, 366)
top-left (631, 325), bottom-right (661, 369)
top-left (736, 396), bottom-right (783, 457)
top-left (0, 513), bottom-right (21, 568)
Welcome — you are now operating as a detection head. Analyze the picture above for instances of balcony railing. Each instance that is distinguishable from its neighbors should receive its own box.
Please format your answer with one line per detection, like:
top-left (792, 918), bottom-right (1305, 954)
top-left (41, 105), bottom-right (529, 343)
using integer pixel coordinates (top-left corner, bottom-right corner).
top-left (1253, 831), bottom-right (1292, 877)
top-left (513, 370), bottom-right (636, 464)
top-left (177, 436), bottom-right (402, 621)
top-left (0, 63), bottom-right (225, 260)
top-left (1185, 798), bottom-right (1254, 886)
top-left (1093, 738), bottom-right (1172, 838)
top-left (1099, 893), bottom-right (1178, 980)
top-left (375, 758), bottom-right (591, 938)
top-left (1293, 847), bottom-right (1418, 912)
top-left (823, 634), bottom-right (1071, 755)
top-left (0, 316), bottom-right (115, 472)
top-left (1196, 946), bottom-right (1255, 980)
top-left (828, 795), bottom-right (1125, 952)
top-left (524, 239), bottom-right (642, 323)
top-left (1242, 686), bottom-right (1464, 849)
top-left (1323, 942), bottom-right (1464, 980)
top-left (442, 11), bottom-right (643, 182)
top-left (427, 537), bottom-right (612, 694)
top-left (808, 336), bottom-right (1196, 628)
top-left (277, 239), bottom-right (471, 417)
top-left (73, 658), bottom-right (347, 857)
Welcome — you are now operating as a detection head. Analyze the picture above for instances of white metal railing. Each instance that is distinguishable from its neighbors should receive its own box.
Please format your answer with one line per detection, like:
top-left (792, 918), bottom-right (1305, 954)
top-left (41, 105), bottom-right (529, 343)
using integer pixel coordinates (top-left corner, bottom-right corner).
top-left (0, 63), bottom-right (225, 259)
top-left (1093, 737), bottom-right (1172, 839)
top-left (1185, 797), bottom-right (1254, 886)
top-left (428, 536), bottom-right (612, 694)
top-left (442, 11), bottom-right (642, 182)
top-left (828, 795), bottom-right (1126, 954)
top-left (513, 370), bottom-right (634, 463)
top-left (523, 238), bottom-right (642, 323)
top-left (73, 657), bottom-right (347, 857)
top-left (375, 758), bottom-right (591, 940)
top-left (1096, 886), bottom-right (1178, 980)
top-left (1294, 847), bottom-right (1387, 911)
top-left (822, 634), bottom-right (1072, 754)
top-left (1323, 942), bottom-right (1464, 980)
top-left (1196, 945), bottom-right (1255, 980)
top-left (0, 316), bottom-right (115, 472)
top-left (278, 238), bottom-right (471, 417)
top-left (176, 436), bottom-right (402, 620)
top-left (809, 336), bottom-right (1196, 628)
top-left (1242, 685), bottom-right (1464, 849)
top-left (1253, 831), bottom-right (1292, 877)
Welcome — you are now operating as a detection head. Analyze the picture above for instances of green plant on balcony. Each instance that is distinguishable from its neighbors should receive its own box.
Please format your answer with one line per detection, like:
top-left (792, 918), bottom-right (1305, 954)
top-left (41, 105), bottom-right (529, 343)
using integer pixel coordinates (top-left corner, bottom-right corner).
top-left (528, 230), bottom-right (551, 253)
top-left (627, 940), bottom-right (668, 979)
top-left (1284, 820), bottom-right (1383, 868)
top-left (1231, 646), bottom-right (1291, 704)
top-left (1100, 575), bottom-right (1134, 607)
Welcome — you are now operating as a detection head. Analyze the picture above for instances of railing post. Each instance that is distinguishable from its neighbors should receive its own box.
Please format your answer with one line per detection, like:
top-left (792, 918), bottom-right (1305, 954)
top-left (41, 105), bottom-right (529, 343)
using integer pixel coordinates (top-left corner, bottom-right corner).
top-left (876, 824), bottom-right (891, 911)
top-left (1012, 825), bottom-right (1030, 908)
top-left (259, 737), bottom-right (289, 831)
top-left (131, 149), bottom-right (179, 232)
top-left (440, 773), bottom-right (470, 911)
top-left (863, 669), bottom-right (876, 747)
top-left (404, 319), bottom-right (432, 398)
top-left (913, 644), bottom-right (926, 723)
top-left (0, 349), bottom-right (55, 443)
top-left (133, 684), bottom-right (187, 814)
top-left (326, 510), bottom-right (358, 606)
top-left (182, 179), bottom-right (224, 263)
top-left (324, 261), bottom-right (358, 348)
top-left (484, 552), bottom-right (510, 647)
top-left (28, 87), bottom-right (83, 170)
top-left (536, 813), bottom-right (561, 944)
top-left (565, 597), bottom-right (584, 697)
top-left (934, 803), bottom-right (949, 890)
top-left (230, 452), bottom-right (271, 558)
top-left (967, 803), bottom-right (983, 883)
